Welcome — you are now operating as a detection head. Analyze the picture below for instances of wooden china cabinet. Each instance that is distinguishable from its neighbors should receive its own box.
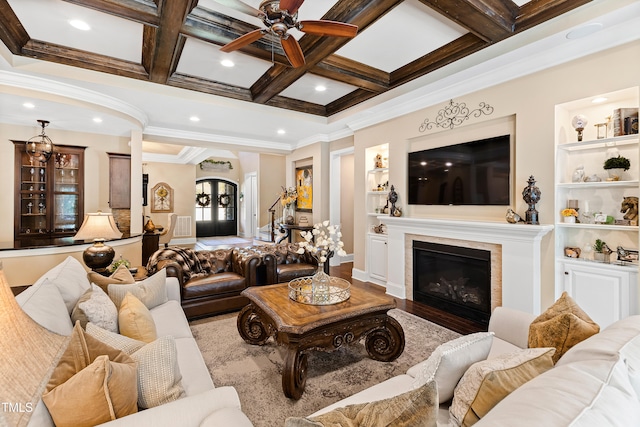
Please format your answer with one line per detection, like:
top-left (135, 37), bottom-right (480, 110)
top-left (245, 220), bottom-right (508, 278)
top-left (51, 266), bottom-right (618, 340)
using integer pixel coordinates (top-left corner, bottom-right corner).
top-left (13, 141), bottom-right (85, 243)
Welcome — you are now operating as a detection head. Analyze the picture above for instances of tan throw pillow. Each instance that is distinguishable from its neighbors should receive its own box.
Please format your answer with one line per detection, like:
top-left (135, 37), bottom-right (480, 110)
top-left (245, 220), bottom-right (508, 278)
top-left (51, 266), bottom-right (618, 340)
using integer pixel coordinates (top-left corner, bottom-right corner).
top-left (528, 292), bottom-right (599, 363)
top-left (285, 380), bottom-right (438, 427)
top-left (118, 292), bottom-right (157, 342)
top-left (71, 284), bottom-right (118, 332)
top-left (108, 269), bottom-right (167, 310)
top-left (88, 264), bottom-right (135, 293)
top-left (449, 347), bottom-right (555, 427)
top-left (411, 332), bottom-right (494, 403)
top-left (42, 322), bottom-right (138, 427)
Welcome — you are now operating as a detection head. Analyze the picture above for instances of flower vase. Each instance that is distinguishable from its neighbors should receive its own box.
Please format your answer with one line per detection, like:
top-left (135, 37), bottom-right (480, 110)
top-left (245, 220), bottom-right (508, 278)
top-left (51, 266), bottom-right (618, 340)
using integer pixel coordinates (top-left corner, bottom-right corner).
top-left (563, 216), bottom-right (576, 223)
top-left (283, 204), bottom-right (295, 225)
top-left (311, 262), bottom-right (330, 304)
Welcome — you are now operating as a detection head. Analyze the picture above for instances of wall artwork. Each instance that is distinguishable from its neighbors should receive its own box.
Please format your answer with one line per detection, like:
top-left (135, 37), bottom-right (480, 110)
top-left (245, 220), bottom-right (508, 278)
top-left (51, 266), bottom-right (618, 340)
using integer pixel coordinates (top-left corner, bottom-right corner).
top-left (296, 166), bottom-right (313, 212)
top-left (151, 182), bottom-right (174, 213)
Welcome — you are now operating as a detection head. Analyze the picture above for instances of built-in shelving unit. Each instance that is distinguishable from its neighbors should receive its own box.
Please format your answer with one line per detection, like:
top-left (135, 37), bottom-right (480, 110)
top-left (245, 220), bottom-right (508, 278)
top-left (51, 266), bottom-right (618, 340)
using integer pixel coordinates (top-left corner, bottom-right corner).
top-left (365, 144), bottom-right (389, 285)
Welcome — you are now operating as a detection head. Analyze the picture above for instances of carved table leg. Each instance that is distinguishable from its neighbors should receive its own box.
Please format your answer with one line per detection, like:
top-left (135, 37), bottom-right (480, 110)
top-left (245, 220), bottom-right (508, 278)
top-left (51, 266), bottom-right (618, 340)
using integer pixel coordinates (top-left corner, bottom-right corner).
top-left (365, 315), bottom-right (405, 362)
top-left (237, 304), bottom-right (270, 345)
top-left (282, 347), bottom-right (308, 400)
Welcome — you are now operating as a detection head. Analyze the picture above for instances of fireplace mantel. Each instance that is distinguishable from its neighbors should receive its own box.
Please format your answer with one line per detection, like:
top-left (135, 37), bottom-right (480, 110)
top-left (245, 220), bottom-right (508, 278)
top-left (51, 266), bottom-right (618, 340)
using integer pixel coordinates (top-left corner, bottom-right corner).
top-left (381, 216), bottom-right (553, 315)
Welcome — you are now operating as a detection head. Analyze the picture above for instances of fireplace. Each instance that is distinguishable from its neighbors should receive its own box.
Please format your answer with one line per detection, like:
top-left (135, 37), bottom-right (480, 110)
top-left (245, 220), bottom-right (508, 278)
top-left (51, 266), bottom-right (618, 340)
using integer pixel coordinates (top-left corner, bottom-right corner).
top-left (413, 241), bottom-right (491, 325)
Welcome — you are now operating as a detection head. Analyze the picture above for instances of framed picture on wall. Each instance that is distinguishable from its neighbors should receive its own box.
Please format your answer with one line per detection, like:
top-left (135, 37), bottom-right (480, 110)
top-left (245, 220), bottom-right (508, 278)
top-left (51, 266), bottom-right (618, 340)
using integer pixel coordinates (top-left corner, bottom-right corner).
top-left (151, 182), bottom-right (174, 213)
top-left (296, 166), bottom-right (312, 212)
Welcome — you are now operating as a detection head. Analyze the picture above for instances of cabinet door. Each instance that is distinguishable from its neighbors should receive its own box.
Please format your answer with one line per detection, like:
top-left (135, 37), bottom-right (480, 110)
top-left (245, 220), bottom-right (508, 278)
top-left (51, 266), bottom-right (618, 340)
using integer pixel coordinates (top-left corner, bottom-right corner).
top-left (563, 262), bottom-right (630, 328)
top-left (108, 154), bottom-right (131, 209)
top-left (52, 148), bottom-right (83, 235)
top-left (369, 235), bottom-right (388, 281)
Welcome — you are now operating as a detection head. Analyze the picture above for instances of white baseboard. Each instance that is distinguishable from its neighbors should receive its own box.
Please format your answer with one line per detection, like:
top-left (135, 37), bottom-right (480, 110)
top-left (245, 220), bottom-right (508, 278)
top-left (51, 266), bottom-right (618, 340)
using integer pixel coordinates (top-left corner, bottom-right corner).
top-left (385, 280), bottom-right (406, 299)
top-left (352, 268), bottom-right (368, 283)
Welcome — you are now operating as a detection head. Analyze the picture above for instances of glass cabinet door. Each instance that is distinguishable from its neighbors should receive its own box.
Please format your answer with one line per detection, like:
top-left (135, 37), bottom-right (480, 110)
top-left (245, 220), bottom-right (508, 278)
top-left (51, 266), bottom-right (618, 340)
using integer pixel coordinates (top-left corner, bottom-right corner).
top-left (53, 152), bottom-right (81, 234)
top-left (17, 152), bottom-right (48, 235)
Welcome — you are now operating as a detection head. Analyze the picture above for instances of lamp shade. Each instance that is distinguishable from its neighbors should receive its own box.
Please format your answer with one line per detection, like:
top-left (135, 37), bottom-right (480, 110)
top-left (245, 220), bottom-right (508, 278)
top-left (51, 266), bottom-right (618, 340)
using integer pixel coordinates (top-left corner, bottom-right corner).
top-left (73, 212), bottom-right (122, 271)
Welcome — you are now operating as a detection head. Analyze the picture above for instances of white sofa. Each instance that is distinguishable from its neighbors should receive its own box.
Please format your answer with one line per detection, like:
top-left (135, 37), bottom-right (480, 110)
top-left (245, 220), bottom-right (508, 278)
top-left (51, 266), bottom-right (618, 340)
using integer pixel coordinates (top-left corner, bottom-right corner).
top-left (15, 256), bottom-right (253, 427)
top-left (308, 306), bottom-right (640, 426)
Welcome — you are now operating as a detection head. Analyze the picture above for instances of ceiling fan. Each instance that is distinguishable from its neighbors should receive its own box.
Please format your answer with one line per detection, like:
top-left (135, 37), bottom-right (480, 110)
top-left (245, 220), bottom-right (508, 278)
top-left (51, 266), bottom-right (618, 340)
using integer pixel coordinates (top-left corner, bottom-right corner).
top-left (217, 0), bottom-right (358, 68)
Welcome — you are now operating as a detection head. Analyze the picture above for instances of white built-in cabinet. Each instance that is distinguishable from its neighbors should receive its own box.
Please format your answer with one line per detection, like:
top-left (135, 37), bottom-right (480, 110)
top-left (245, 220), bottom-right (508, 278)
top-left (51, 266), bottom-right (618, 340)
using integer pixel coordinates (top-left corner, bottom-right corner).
top-left (555, 87), bottom-right (639, 328)
top-left (366, 144), bottom-right (389, 284)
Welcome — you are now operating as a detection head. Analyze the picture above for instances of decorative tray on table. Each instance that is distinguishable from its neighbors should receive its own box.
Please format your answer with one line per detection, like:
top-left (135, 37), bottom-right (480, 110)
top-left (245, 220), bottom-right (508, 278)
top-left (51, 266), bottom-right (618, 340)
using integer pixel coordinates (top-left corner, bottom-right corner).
top-left (288, 276), bottom-right (351, 305)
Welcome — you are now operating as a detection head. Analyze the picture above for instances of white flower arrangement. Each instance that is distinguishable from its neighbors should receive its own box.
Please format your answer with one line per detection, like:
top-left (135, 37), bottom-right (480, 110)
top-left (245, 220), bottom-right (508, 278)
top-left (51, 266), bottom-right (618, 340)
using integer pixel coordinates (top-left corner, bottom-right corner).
top-left (297, 220), bottom-right (347, 263)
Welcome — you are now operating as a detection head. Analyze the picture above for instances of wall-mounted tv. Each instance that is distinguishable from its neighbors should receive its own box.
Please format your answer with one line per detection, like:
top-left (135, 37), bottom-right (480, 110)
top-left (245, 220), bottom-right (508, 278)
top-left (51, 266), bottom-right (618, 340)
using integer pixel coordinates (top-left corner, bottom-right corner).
top-left (408, 135), bottom-right (511, 206)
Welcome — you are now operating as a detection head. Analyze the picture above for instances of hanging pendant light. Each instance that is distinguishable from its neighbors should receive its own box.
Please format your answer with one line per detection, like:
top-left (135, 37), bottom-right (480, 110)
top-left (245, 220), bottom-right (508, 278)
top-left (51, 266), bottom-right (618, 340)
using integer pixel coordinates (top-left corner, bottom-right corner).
top-left (26, 119), bottom-right (54, 162)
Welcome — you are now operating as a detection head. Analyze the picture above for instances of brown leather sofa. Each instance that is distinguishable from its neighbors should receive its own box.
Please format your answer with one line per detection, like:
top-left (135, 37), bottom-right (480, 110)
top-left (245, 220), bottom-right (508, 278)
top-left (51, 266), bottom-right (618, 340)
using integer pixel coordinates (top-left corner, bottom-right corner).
top-left (261, 243), bottom-right (328, 284)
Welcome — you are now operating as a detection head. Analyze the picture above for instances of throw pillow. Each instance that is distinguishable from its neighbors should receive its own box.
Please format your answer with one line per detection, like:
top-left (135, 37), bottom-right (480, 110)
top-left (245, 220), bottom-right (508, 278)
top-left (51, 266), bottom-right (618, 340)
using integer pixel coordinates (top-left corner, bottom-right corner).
top-left (42, 322), bottom-right (138, 426)
top-left (71, 284), bottom-right (118, 332)
top-left (33, 256), bottom-right (91, 313)
top-left (108, 268), bottom-right (167, 309)
top-left (411, 332), bottom-right (494, 403)
top-left (528, 291), bottom-right (599, 363)
top-left (88, 264), bottom-right (135, 293)
top-left (85, 323), bottom-right (186, 408)
top-left (118, 292), bottom-right (157, 342)
top-left (15, 278), bottom-right (74, 336)
top-left (285, 380), bottom-right (438, 427)
top-left (449, 347), bottom-right (555, 427)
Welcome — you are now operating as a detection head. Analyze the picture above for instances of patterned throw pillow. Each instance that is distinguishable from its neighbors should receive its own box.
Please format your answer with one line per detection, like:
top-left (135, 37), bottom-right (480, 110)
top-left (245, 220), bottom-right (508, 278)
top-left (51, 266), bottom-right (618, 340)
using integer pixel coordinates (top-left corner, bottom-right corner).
top-left (449, 347), bottom-right (555, 427)
top-left (411, 332), bottom-right (494, 403)
top-left (71, 284), bottom-right (118, 332)
top-left (528, 292), bottom-right (599, 363)
top-left (108, 269), bottom-right (167, 309)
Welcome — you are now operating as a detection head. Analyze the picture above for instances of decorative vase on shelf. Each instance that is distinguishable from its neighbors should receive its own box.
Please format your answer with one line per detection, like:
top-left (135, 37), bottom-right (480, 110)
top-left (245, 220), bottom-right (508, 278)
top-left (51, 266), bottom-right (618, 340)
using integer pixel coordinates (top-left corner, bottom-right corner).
top-left (563, 216), bottom-right (576, 223)
top-left (283, 204), bottom-right (295, 225)
top-left (311, 262), bottom-right (330, 304)
top-left (606, 168), bottom-right (625, 181)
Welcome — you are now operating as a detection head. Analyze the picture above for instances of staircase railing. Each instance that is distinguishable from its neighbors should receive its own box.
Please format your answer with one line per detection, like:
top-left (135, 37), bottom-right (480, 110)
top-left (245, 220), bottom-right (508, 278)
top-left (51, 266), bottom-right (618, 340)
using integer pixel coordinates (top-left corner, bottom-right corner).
top-left (267, 196), bottom-right (283, 242)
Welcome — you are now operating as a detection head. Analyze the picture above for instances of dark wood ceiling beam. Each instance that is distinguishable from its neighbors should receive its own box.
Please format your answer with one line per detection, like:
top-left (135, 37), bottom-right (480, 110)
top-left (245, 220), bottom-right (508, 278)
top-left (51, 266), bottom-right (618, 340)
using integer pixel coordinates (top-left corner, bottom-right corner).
top-left (515, 0), bottom-right (593, 32)
top-left (0, 0), bottom-right (29, 54)
top-left (326, 88), bottom-right (378, 116)
top-left (168, 72), bottom-right (254, 102)
top-left (143, 0), bottom-right (194, 83)
top-left (313, 55), bottom-right (389, 92)
top-left (251, 0), bottom-right (403, 104)
top-left (62, 0), bottom-right (159, 26)
top-left (21, 39), bottom-right (149, 79)
top-left (265, 96), bottom-right (327, 116)
top-left (418, 0), bottom-right (517, 42)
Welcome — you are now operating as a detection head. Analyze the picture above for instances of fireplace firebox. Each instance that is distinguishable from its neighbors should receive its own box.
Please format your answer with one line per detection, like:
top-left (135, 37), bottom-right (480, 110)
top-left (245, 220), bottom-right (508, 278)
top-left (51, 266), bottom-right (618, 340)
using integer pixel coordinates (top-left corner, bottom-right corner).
top-left (413, 241), bottom-right (491, 325)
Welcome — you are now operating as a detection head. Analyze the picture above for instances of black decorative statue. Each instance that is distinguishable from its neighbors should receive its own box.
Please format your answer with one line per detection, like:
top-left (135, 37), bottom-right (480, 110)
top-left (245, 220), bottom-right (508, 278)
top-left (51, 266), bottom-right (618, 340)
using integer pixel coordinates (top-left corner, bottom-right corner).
top-left (522, 175), bottom-right (541, 225)
top-left (388, 185), bottom-right (398, 217)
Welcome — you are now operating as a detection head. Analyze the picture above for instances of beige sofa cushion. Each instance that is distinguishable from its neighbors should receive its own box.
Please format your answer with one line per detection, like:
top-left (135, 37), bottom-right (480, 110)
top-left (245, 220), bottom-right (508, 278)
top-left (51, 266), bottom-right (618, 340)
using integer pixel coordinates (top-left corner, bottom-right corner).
top-left (16, 278), bottom-right (73, 336)
top-left (109, 269), bottom-right (167, 310)
top-left (528, 291), bottom-right (599, 363)
top-left (33, 256), bottom-right (91, 313)
top-left (450, 347), bottom-right (555, 426)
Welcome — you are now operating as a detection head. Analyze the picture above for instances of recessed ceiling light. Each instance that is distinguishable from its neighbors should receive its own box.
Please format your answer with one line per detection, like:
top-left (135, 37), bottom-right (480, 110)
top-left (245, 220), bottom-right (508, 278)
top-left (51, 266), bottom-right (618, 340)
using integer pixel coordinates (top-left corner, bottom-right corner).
top-left (445, 162), bottom-right (452, 167)
top-left (566, 23), bottom-right (603, 40)
top-left (315, 85), bottom-right (327, 92)
top-left (220, 59), bottom-right (235, 67)
top-left (93, 117), bottom-right (102, 123)
top-left (277, 129), bottom-right (286, 135)
top-left (592, 97), bottom-right (608, 104)
top-left (189, 116), bottom-right (200, 122)
top-left (23, 102), bottom-right (35, 109)
top-left (69, 19), bottom-right (91, 31)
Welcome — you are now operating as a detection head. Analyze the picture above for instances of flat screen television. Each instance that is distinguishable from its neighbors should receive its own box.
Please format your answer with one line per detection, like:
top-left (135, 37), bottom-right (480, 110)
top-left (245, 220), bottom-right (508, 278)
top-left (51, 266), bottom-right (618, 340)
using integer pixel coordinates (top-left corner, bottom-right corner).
top-left (408, 135), bottom-right (511, 205)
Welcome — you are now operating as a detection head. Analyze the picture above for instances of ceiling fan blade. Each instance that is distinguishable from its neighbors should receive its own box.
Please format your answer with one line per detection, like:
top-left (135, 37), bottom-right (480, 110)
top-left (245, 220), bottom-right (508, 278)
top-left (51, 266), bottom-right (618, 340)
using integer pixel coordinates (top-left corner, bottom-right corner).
top-left (298, 20), bottom-right (358, 38)
top-left (214, 0), bottom-right (263, 18)
top-left (279, 0), bottom-right (305, 15)
top-left (220, 29), bottom-right (265, 53)
top-left (281, 36), bottom-right (305, 68)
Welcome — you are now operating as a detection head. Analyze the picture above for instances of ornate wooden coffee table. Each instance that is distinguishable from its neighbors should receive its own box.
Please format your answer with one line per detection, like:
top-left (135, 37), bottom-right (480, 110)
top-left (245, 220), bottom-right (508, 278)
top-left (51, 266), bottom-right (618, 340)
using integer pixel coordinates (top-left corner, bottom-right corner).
top-left (237, 283), bottom-right (405, 399)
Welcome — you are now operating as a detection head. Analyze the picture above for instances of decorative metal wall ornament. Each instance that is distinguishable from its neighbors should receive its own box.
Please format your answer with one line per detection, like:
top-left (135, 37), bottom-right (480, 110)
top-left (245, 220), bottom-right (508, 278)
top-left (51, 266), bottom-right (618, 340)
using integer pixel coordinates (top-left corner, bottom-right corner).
top-left (522, 175), bottom-right (541, 225)
top-left (419, 99), bottom-right (494, 132)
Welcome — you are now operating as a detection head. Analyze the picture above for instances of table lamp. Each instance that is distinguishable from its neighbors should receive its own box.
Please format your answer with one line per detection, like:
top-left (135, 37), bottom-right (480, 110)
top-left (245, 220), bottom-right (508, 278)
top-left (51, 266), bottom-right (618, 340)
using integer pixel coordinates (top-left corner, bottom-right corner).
top-left (73, 211), bottom-right (122, 271)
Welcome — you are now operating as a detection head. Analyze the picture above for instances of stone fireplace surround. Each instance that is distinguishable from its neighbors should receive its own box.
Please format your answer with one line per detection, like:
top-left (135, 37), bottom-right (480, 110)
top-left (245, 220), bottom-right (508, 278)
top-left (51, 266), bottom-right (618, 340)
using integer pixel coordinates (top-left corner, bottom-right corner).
top-left (382, 217), bottom-right (553, 315)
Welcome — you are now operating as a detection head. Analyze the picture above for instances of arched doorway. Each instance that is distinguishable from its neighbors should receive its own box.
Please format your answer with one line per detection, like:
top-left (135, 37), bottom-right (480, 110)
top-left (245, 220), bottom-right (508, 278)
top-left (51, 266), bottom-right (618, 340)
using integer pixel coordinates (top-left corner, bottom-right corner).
top-left (195, 179), bottom-right (237, 237)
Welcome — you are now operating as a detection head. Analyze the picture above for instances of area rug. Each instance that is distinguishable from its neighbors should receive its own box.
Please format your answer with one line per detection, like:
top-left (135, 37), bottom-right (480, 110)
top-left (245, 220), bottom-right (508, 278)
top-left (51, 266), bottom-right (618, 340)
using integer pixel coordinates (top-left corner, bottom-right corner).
top-left (190, 309), bottom-right (460, 427)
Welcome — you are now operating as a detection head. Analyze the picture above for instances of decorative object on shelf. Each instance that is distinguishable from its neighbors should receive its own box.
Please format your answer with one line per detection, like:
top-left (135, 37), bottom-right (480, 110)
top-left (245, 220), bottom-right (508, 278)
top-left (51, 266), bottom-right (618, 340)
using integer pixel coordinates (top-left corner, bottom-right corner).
top-left (616, 247), bottom-right (639, 264)
top-left (295, 166), bottom-right (313, 212)
top-left (73, 211), bottom-right (123, 272)
top-left (603, 155), bottom-right (630, 181)
top-left (505, 208), bottom-right (524, 224)
top-left (572, 165), bottom-right (585, 183)
top-left (296, 221), bottom-right (348, 304)
top-left (571, 114), bottom-right (588, 141)
top-left (418, 99), bottom-right (494, 132)
top-left (298, 215), bottom-right (309, 226)
top-left (612, 108), bottom-right (639, 136)
top-left (218, 193), bottom-right (231, 208)
top-left (26, 119), bottom-right (54, 163)
top-left (522, 175), bottom-right (541, 225)
top-left (151, 182), bottom-right (173, 212)
top-left (593, 238), bottom-right (612, 263)
top-left (388, 185), bottom-right (398, 217)
top-left (196, 192), bottom-right (211, 207)
top-left (143, 216), bottom-right (156, 233)
top-left (620, 196), bottom-right (639, 225)
top-left (372, 223), bottom-right (385, 234)
top-left (564, 247), bottom-right (581, 258)
top-left (374, 153), bottom-right (384, 168)
top-left (280, 186), bottom-right (297, 224)
top-left (199, 159), bottom-right (233, 170)
top-left (584, 174), bottom-right (602, 182)
top-left (108, 255), bottom-right (131, 273)
top-left (561, 208), bottom-right (578, 223)
top-left (595, 122), bottom-right (608, 139)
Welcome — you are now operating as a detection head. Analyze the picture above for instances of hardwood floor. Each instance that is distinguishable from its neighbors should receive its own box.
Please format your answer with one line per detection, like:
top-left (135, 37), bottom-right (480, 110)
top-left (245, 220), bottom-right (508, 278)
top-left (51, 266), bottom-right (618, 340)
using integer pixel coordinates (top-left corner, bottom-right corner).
top-left (330, 262), bottom-right (486, 335)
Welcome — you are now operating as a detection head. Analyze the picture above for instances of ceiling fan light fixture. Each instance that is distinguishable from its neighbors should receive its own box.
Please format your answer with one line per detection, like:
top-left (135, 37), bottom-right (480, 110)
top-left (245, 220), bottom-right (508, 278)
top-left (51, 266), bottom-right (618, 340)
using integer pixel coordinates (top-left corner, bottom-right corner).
top-left (26, 120), bottom-right (54, 163)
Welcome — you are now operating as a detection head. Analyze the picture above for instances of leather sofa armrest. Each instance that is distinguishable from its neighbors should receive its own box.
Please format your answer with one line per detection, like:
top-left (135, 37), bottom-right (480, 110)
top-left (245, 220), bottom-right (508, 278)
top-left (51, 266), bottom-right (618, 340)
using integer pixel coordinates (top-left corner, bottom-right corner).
top-left (157, 260), bottom-right (184, 286)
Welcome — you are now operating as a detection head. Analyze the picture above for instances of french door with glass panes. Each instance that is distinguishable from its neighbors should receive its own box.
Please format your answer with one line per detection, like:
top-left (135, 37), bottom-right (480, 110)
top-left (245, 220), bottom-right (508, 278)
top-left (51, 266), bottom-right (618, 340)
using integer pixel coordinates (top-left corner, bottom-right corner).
top-left (195, 179), bottom-right (237, 237)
